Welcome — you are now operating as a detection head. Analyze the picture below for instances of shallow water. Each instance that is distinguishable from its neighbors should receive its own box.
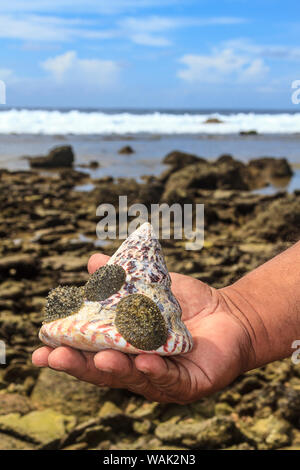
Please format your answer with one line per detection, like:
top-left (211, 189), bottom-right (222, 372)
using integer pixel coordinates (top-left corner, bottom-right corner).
top-left (0, 132), bottom-right (300, 190)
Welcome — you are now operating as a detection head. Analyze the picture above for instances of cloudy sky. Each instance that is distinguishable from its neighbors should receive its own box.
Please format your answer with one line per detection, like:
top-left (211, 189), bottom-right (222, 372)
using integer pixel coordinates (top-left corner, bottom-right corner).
top-left (0, 0), bottom-right (299, 109)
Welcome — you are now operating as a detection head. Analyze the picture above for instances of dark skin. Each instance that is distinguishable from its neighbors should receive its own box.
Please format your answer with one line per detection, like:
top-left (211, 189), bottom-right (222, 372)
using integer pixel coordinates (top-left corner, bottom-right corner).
top-left (32, 254), bottom-right (254, 404)
top-left (33, 241), bottom-right (300, 403)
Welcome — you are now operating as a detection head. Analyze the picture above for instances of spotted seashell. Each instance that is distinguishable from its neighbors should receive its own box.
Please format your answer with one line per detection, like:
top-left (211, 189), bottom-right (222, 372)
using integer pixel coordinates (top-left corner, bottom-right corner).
top-left (39, 223), bottom-right (193, 355)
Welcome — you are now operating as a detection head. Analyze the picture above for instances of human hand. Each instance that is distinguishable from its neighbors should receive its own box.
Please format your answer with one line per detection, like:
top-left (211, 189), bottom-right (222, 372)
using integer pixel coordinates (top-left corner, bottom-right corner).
top-left (32, 254), bottom-right (255, 404)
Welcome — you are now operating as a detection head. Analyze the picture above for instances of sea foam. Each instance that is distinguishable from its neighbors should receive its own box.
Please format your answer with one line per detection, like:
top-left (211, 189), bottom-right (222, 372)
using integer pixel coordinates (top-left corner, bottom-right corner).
top-left (0, 109), bottom-right (299, 135)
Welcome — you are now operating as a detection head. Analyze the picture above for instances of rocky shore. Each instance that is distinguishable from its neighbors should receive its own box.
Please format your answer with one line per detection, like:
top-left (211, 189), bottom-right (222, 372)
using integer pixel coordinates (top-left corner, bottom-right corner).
top-left (0, 148), bottom-right (300, 450)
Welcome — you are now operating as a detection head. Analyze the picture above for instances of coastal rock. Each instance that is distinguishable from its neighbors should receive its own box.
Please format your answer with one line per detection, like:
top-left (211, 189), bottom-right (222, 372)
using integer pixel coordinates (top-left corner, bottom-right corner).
top-left (247, 157), bottom-right (293, 181)
top-left (31, 368), bottom-right (108, 420)
top-left (159, 151), bottom-right (205, 183)
top-left (1, 150), bottom-right (300, 450)
top-left (155, 416), bottom-right (237, 449)
top-left (204, 118), bottom-right (223, 124)
top-left (240, 195), bottom-right (300, 242)
top-left (79, 160), bottom-right (100, 169)
top-left (0, 432), bottom-right (35, 450)
top-left (0, 393), bottom-right (34, 416)
top-left (240, 130), bottom-right (258, 135)
top-left (237, 415), bottom-right (291, 450)
top-left (0, 254), bottom-right (39, 280)
top-left (162, 158), bottom-right (249, 202)
top-left (163, 150), bottom-right (204, 170)
top-left (0, 409), bottom-right (76, 445)
top-left (118, 145), bottom-right (135, 155)
top-left (29, 146), bottom-right (74, 169)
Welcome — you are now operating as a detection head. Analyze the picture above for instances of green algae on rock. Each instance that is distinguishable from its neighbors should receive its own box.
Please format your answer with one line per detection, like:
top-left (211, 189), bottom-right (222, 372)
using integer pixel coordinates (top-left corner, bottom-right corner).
top-left (84, 264), bottom-right (126, 302)
top-left (0, 409), bottom-right (76, 445)
top-left (115, 293), bottom-right (168, 351)
top-left (44, 286), bottom-right (84, 323)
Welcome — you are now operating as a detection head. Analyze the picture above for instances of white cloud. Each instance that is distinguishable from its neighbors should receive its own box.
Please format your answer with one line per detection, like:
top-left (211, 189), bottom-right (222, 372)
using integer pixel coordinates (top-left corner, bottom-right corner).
top-left (0, 1), bottom-right (180, 15)
top-left (130, 33), bottom-right (171, 47)
top-left (119, 16), bottom-right (246, 47)
top-left (0, 5), bottom-right (246, 46)
top-left (224, 39), bottom-right (300, 61)
top-left (238, 58), bottom-right (269, 82)
top-left (41, 51), bottom-right (120, 88)
top-left (0, 14), bottom-right (109, 42)
top-left (178, 47), bottom-right (269, 84)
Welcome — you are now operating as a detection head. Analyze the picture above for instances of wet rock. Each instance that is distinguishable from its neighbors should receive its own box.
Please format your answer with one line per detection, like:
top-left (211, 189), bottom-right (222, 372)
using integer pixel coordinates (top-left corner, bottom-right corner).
top-left (276, 387), bottom-right (300, 425)
top-left (133, 419), bottom-right (152, 435)
top-left (240, 130), bottom-right (258, 135)
top-left (215, 403), bottom-right (234, 416)
top-left (0, 432), bottom-right (35, 450)
top-left (31, 368), bottom-right (108, 420)
top-left (238, 415), bottom-right (291, 450)
top-left (98, 401), bottom-right (134, 431)
top-left (240, 195), bottom-right (300, 242)
top-left (109, 435), bottom-right (166, 451)
top-left (98, 401), bottom-right (123, 420)
top-left (41, 255), bottom-right (87, 272)
top-left (75, 424), bottom-right (112, 447)
top-left (225, 442), bottom-right (255, 450)
top-left (2, 364), bottom-right (39, 385)
top-left (0, 254), bottom-right (39, 280)
top-left (159, 151), bottom-right (205, 183)
top-left (235, 376), bottom-right (264, 395)
top-left (155, 416), bottom-right (237, 449)
top-left (0, 393), bottom-right (34, 416)
top-left (79, 161), bottom-right (100, 169)
top-left (29, 146), bottom-right (74, 169)
top-left (204, 118), bottom-right (223, 124)
top-left (0, 281), bottom-right (25, 299)
top-left (0, 409), bottom-right (76, 445)
top-left (163, 151), bottom-right (204, 170)
top-left (127, 401), bottom-right (161, 420)
top-left (1, 156), bottom-right (300, 450)
top-left (162, 158), bottom-right (249, 202)
top-left (248, 157), bottom-right (292, 179)
top-left (118, 146), bottom-right (135, 155)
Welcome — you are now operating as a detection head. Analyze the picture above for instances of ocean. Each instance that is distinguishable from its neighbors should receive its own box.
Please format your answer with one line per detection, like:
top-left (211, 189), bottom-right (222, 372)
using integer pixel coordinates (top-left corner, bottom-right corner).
top-left (0, 108), bottom-right (300, 190)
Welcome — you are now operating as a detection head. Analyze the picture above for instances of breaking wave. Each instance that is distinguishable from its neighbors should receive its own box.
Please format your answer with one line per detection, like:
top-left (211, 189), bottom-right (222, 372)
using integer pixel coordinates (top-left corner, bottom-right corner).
top-left (0, 109), bottom-right (299, 135)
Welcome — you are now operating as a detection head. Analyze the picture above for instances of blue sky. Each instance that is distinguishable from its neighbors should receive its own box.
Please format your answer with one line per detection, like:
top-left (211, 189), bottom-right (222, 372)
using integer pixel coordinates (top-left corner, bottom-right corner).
top-left (0, 0), bottom-right (299, 109)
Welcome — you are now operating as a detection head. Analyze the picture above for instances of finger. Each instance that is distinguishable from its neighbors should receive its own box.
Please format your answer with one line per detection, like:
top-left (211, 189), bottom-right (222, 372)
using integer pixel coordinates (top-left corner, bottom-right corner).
top-left (47, 346), bottom-right (87, 372)
top-left (135, 354), bottom-right (194, 403)
top-left (135, 354), bottom-right (181, 389)
top-left (88, 253), bottom-right (110, 274)
top-left (32, 346), bottom-right (54, 367)
top-left (94, 350), bottom-right (149, 389)
top-left (46, 346), bottom-right (121, 388)
top-left (94, 350), bottom-right (168, 401)
top-left (94, 349), bottom-right (134, 374)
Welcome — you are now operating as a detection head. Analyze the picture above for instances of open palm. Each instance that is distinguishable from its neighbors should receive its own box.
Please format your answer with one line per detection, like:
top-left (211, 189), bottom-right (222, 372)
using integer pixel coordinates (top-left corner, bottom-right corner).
top-left (32, 254), bottom-right (253, 403)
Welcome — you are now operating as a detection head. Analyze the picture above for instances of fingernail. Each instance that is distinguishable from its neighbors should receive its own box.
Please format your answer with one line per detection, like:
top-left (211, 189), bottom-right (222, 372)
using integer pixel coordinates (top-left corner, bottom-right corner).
top-left (139, 368), bottom-right (151, 375)
top-left (96, 367), bottom-right (113, 373)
